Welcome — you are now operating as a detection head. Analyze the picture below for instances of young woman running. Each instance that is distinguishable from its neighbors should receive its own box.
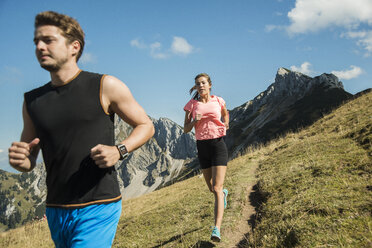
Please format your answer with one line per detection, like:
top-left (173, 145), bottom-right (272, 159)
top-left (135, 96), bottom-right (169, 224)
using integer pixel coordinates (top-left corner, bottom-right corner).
top-left (183, 73), bottom-right (229, 242)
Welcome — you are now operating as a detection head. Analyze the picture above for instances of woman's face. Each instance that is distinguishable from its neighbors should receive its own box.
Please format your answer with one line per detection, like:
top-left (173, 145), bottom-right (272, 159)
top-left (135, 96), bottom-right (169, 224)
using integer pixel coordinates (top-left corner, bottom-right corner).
top-left (195, 76), bottom-right (211, 96)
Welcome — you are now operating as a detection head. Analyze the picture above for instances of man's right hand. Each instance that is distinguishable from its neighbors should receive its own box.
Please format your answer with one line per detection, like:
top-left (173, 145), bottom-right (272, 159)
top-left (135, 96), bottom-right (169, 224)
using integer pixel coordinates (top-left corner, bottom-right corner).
top-left (8, 138), bottom-right (40, 171)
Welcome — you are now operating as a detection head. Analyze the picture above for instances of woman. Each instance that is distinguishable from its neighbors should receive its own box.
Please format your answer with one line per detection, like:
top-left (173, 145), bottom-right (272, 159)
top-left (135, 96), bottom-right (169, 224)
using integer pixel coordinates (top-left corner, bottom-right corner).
top-left (183, 73), bottom-right (229, 242)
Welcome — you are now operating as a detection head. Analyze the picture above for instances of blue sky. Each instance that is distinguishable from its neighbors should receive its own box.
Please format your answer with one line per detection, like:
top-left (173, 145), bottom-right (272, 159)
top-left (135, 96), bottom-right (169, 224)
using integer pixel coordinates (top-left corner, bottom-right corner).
top-left (0, 0), bottom-right (371, 172)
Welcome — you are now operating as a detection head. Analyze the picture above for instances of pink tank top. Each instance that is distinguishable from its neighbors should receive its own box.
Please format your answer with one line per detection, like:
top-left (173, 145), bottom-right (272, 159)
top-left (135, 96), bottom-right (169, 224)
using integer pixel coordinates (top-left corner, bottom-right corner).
top-left (184, 95), bottom-right (226, 140)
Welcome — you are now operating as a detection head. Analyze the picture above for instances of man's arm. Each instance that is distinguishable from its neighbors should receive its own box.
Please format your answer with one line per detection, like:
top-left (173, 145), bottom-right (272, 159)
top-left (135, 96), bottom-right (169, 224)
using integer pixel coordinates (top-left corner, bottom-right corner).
top-left (8, 102), bottom-right (40, 172)
top-left (90, 75), bottom-right (155, 168)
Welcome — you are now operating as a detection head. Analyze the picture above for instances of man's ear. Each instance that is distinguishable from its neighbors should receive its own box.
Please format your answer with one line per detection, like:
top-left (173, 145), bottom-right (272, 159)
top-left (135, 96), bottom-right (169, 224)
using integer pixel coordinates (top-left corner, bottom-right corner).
top-left (70, 40), bottom-right (81, 57)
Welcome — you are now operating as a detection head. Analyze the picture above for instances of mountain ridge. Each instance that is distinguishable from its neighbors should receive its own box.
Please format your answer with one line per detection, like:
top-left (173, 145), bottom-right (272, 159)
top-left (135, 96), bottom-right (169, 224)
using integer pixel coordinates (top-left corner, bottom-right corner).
top-left (226, 67), bottom-right (353, 157)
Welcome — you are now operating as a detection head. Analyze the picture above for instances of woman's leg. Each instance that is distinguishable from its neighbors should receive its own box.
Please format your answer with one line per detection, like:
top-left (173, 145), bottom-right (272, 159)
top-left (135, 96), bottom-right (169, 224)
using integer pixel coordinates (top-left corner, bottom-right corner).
top-left (212, 165), bottom-right (227, 229)
top-left (202, 168), bottom-right (213, 192)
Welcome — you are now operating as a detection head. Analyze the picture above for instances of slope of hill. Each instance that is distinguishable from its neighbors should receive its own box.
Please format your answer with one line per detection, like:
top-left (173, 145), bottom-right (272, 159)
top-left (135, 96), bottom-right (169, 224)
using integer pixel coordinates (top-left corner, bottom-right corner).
top-left (1, 90), bottom-right (370, 247)
top-left (0, 165), bottom-right (46, 232)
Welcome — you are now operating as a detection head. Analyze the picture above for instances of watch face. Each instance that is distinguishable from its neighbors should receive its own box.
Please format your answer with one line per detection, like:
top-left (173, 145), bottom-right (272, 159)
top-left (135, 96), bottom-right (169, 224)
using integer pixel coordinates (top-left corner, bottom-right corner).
top-left (119, 145), bottom-right (127, 153)
top-left (117, 144), bottom-right (128, 159)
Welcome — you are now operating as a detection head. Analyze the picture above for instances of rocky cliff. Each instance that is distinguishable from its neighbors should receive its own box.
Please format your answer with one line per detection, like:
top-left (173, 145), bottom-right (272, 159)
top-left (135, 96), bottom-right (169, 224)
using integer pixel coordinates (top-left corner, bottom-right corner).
top-left (226, 67), bottom-right (353, 157)
top-left (115, 117), bottom-right (198, 199)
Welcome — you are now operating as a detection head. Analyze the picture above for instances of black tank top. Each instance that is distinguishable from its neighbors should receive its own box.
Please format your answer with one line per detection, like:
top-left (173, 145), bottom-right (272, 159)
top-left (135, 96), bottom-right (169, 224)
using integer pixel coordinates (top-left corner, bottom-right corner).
top-left (25, 70), bottom-right (121, 208)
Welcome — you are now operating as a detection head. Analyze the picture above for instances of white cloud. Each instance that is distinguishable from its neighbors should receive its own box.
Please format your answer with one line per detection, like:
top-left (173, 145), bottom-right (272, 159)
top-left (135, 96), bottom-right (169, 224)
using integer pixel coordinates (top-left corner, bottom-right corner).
top-left (290, 62), bottom-right (313, 75)
top-left (0, 149), bottom-right (3, 153)
top-left (275, 12), bottom-right (283, 16)
top-left (265, 25), bottom-right (279, 33)
top-left (131, 36), bottom-right (194, 59)
top-left (285, 0), bottom-right (372, 56)
top-left (171, 36), bottom-right (193, 55)
top-left (79, 52), bottom-right (96, 64)
top-left (287, 0), bottom-right (372, 34)
top-left (0, 66), bottom-right (23, 85)
top-left (331, 65), bottom-right (363, 80)
top-left (130, 39), bottom-right (147, 49)
top-left (343, 30), bottom-right (372, 57)
top-left (150, 42), bottom-right (168, 59)
top-left (342, 31), bottom-right (367, 39)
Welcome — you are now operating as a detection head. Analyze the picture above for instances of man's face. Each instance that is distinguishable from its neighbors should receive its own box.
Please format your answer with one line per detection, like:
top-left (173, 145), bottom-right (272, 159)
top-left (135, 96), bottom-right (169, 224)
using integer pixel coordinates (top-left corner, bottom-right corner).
top-left (34, 25), bottom-right (73, 72)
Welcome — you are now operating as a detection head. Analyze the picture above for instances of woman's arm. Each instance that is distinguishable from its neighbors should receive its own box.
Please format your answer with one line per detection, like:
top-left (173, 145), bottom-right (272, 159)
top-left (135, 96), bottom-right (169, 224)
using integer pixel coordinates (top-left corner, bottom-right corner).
top-left (221, 104), bottom-right (229, 130)
top-left (184, 111), bottom-right (201, 133)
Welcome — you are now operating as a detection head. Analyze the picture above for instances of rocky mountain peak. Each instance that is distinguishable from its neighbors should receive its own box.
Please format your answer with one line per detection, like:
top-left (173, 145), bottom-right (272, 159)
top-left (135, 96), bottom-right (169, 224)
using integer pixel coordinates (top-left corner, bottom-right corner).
top-left (227, 67), bottom-right (352, 158)
top-left (231, 68), bottom-right (345, 122)
top-left (272, 67), bottom-right (344, 99)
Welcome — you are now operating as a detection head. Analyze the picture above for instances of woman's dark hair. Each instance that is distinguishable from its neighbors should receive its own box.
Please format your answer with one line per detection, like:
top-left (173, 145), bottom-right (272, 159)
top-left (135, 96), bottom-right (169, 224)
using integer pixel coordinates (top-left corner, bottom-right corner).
top-left (190, 73), bottom-right (212, 100)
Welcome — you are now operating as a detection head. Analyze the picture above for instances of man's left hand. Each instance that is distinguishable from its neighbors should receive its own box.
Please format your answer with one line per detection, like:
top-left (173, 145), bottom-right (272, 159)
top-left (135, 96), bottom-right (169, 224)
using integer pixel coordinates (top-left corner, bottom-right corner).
top-left (90, 144), bottom-right (120, 168)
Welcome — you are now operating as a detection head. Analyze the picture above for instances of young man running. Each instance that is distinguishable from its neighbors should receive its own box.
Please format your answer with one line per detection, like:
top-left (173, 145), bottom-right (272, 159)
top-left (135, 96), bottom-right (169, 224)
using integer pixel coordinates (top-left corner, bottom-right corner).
top-left (8, 11), bottom-right (154, 247)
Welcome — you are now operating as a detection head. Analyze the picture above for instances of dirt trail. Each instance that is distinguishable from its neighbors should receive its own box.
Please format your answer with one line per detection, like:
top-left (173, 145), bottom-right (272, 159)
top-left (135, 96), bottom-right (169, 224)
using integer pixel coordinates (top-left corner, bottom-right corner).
top-left (223, 162), bottom-right (260, 248)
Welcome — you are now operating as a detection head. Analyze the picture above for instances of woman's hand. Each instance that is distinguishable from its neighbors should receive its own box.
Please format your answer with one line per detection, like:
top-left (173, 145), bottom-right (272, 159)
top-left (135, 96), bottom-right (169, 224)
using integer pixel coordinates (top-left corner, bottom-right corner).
top-left (195, 113), bottom-right (202, 122)
top-left (184, 111), bottom-right (201, 133)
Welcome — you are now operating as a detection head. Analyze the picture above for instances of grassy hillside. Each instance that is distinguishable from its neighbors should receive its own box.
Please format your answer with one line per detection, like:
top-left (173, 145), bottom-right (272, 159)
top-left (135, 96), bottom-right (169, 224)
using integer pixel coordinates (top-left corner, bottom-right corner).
top-left (0, 91), bottom-right (370, 247)
top-left (250, 90), bottom-right (371, 247)
top-left (0, 171), bottom-right (45, 231)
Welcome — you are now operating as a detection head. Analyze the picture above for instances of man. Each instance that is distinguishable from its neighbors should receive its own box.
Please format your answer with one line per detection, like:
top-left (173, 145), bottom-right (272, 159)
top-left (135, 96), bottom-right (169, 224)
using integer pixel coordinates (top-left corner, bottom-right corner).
top-left (8, 11), bottom-right (154, 248)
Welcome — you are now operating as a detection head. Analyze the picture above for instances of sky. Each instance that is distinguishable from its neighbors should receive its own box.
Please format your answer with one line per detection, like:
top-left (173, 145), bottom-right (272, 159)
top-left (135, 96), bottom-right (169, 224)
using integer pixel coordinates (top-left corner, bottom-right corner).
top-left (0, 0), bottom-right (371, 172)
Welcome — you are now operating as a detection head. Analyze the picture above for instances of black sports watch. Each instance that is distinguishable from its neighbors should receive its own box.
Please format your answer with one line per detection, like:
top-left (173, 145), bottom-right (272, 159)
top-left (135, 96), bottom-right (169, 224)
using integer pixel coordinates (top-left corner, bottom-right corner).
top-left (116, 144), bottom-right (129, 160)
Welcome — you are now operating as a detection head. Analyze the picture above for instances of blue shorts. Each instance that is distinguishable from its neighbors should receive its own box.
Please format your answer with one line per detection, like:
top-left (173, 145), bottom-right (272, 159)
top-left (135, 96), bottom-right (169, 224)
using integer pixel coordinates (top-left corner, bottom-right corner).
top-left (46, 200), bottom-right (122, 248)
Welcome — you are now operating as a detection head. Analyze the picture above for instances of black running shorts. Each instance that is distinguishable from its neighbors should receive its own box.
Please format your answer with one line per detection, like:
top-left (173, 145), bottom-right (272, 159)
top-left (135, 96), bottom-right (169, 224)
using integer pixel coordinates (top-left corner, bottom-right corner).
top-left (196, 137), bottom-right (228, 169)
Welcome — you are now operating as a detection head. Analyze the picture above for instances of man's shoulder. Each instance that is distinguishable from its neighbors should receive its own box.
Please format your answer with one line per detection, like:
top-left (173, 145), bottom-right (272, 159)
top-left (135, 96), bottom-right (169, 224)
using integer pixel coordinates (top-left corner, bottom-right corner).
top-left (81, 70), bottom-right (102, 77)
top-left (25, 82), bottom-right (50, 96)
top-left (78, 71), bottom-right (104, 82)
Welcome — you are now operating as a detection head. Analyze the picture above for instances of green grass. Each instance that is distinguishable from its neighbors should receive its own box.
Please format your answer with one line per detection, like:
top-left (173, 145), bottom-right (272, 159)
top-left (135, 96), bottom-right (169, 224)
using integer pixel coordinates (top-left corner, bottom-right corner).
top-left (250, 92), bottom-right (372, 247)
top-left (113, 154), bottom-right (258, 247)
top-left (0, 91), bottom-right (370, 247)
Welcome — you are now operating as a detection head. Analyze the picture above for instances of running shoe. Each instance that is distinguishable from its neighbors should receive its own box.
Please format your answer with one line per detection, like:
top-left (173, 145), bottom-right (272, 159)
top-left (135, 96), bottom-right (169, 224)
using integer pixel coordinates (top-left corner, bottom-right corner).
top-left (211, 226), bottom-right (221, 242)
top-left (223, 188), bottom-right (228, 209)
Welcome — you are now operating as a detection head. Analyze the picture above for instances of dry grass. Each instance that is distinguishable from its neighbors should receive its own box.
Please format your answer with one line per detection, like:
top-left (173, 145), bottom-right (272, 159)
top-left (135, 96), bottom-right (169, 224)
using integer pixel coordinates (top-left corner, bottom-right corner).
top-left (0, 219), bottom-right (53, 247)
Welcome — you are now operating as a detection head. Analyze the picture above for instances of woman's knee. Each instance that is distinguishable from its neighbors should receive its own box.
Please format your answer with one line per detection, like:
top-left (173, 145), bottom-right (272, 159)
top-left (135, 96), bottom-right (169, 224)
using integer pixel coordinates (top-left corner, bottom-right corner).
top-left (212, 185), bottom-right (223, 194)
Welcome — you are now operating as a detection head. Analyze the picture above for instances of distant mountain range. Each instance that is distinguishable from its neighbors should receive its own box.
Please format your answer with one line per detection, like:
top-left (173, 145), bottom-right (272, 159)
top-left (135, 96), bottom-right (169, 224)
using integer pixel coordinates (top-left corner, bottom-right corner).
top-left (0, 67), bottom-right (365, 231)
top-left (115, 117), bottom-right (198, 199)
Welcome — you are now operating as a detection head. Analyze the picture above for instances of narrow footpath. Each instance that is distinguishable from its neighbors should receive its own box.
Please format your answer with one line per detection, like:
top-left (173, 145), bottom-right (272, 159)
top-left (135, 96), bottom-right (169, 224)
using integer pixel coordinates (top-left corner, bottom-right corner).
top-left (222, 161), bottom-right (260, 248)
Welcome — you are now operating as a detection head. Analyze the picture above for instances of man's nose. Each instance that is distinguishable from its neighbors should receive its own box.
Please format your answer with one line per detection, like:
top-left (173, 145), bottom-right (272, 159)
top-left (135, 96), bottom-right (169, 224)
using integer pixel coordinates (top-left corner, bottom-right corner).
top-left (35, 41), bottom-right (46, 51)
